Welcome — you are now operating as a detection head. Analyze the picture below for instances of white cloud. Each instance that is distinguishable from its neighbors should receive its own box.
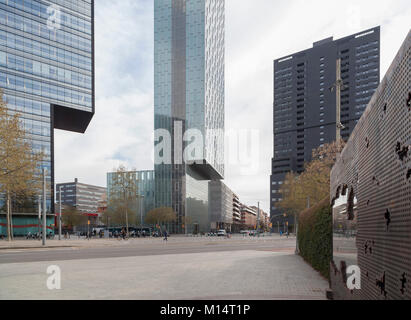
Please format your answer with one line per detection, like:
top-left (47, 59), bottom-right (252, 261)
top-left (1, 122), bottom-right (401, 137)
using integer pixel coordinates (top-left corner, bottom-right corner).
top-left (55, 0), bottom-right (411, 213)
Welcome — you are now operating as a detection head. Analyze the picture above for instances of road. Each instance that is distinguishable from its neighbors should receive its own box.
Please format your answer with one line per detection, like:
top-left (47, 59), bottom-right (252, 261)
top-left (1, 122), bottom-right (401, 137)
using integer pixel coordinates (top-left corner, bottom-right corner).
top-left (0, 236), bottom-right (295, 264)
top-left (0, 236), bottom-right (329, 300)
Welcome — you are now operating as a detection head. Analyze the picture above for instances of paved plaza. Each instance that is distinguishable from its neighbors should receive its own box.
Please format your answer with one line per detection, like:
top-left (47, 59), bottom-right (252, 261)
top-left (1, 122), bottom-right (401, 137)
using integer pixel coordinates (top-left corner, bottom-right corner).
top-left (0, 236), bottom-right (329, 300)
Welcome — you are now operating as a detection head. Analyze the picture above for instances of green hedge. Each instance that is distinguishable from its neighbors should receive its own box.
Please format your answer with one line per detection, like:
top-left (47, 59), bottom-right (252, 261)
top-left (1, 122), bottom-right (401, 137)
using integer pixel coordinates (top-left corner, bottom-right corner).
top-left (298, 198), bottom-right (332, 279)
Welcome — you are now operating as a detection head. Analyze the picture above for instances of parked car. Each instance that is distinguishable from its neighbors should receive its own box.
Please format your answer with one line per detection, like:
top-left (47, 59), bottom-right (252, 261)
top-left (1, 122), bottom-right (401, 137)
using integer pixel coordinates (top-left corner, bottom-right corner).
top-left (217, 230), bottom-right (227, 237)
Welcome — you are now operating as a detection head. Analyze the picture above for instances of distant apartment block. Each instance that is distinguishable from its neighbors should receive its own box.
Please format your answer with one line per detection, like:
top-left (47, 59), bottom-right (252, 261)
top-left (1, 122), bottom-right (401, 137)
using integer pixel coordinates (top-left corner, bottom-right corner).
top-left (250, 206), bottom-right (270, 230)
top-left (56, 179), bottom-right (106, 214)
top-left (270, 27), bottom-right (380, 220)
top-left (240, 205), bottom-right (257, 230)
top-left (232, 193), bottom-right (241, 232)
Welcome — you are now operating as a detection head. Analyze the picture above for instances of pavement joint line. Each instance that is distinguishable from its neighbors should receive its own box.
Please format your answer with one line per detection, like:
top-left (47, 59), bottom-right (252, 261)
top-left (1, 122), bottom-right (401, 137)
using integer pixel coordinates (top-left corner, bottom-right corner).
top-left (0, 246), bottom-right (78, 251)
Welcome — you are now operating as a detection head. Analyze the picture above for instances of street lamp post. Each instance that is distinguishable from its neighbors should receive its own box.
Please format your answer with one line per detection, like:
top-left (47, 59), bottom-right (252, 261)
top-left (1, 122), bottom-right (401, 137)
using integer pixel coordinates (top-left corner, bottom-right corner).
top-left (42, 168), bottom-right (47, 246)
top-left (38, 195), bottom-right (41, 239)
top-left (256, 202), bottom-right (260, 237)
top-left (140, 193), bottom-right (143, 236)
top-left (58, 186), bottom-right (62, 240)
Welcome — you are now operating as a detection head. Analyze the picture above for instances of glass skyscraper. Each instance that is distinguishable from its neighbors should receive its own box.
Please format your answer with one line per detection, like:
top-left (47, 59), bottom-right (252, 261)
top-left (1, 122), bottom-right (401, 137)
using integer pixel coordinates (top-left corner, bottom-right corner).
top-left (154, 0), bottom-right (225, 234)
top-left (107, 170), bottom-right (155, 222)
top-left (0, 0), bottom-right (94, 235)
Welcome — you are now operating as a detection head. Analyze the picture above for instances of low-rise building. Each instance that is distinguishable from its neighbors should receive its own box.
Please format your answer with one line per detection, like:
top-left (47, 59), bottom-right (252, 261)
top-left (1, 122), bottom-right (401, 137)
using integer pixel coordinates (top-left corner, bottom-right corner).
top-left (250, 206), bottom-right (270, 231)
top-left (232, 193), bottom-right (242, 232)
top-left (241, 205), bottom-right (257, 230)
top-left (56, 179), bottom-right (106, 214)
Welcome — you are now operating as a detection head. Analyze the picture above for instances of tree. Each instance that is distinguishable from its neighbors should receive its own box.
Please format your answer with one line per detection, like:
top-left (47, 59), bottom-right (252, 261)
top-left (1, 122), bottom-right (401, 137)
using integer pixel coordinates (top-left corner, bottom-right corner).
top-left (107, 166), bottom-right (139, 235)
top-left (0, 90), bottom-right (43, 241)
top-left (102, 197), bottom-right (140, 227)
top-left (61, 205), bottom-right (87, 230)
top-left (145, 207), bottom-right (177, 233)
top-left (278, 141), bottom-right (345, 252)
top-left (279, 140), bottom-right (345, 217)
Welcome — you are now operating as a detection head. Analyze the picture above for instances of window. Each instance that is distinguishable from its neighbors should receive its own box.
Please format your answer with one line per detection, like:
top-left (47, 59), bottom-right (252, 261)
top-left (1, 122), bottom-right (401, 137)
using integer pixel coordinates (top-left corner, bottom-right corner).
top-left (0, 49), bottom-right (7, 64)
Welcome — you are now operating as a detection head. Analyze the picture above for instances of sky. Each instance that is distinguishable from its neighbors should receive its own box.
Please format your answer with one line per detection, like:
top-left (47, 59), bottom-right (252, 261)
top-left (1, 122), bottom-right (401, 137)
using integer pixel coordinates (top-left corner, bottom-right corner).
top-left (54, 0), bottom-right (411, 213)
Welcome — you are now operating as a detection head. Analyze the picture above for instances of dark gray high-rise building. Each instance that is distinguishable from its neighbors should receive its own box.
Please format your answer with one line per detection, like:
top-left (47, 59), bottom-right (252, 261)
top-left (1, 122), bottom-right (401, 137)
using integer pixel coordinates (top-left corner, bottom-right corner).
top-left (270, 27), bottom-right (380, 220)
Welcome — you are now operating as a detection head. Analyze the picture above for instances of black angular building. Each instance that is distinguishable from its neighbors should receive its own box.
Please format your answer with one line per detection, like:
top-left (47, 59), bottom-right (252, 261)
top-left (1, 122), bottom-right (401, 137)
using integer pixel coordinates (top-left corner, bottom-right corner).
top-left (270, 27), bottom-right (380, 223)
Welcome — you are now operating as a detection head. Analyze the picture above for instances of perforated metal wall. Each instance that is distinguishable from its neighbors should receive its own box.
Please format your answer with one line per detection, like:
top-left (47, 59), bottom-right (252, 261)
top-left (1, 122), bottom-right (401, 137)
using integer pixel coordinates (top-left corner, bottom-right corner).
top-left (330, 30), bottom-right (411, 300)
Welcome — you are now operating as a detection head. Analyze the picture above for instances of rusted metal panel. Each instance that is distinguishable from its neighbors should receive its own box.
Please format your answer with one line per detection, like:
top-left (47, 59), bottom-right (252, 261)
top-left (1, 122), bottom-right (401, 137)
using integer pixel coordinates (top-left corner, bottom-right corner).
top-left (330, 30), bottom-right (411, 300)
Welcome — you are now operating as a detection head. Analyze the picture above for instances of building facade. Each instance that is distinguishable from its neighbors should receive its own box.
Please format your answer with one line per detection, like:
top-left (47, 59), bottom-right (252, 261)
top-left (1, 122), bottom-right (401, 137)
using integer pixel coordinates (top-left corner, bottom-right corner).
top-left (209, 180), bottom-right (233, 232)
top-left (56, 179), bottom-right (105, 213)
top-left (240, 205), bottom-right (257, 231)
top-left (270, 27), bottom-right (380, 220)
top-left (330, 30), bottom-right (410, 300)
top-left (107, 170), bottom-right (155, 223)
top-left (154, 0), bottom-right (225, 234)
top-left (232, 192), bottom-right (241, 232)
top-left (250, 206), bottom-right (270, 231)
top-left (0, 0), bottom-right (94, 236)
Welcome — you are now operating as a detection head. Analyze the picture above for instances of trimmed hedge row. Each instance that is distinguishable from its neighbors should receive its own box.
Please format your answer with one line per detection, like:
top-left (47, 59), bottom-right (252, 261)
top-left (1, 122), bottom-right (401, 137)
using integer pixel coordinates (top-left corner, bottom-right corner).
top-left (298, 197), bottom-right (332, 279)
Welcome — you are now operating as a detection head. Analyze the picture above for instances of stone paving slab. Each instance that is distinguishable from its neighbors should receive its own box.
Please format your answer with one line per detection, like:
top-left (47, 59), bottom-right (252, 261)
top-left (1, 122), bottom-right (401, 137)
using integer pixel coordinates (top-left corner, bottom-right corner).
top-left (0, 249), bottom-right (328, 300)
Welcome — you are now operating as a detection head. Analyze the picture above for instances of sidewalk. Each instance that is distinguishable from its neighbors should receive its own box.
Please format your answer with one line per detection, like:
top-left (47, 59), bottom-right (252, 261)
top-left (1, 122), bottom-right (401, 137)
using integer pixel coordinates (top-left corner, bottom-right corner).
top-left (0, 238), bottom-right (136, 250)
top-left (0, 234), bottom-right (291, 250)
top-left (0, 249), bottom-right (328, 300)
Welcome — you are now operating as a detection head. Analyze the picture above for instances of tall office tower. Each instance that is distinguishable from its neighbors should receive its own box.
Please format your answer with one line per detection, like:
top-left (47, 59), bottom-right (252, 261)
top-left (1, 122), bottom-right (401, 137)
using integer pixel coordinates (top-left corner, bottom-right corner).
top-left (154, 0), bottom-right (225, 234)
top-left (0, 1), bottom-right (94, 234)
top-left (270, 27), bottom-right (380, 220)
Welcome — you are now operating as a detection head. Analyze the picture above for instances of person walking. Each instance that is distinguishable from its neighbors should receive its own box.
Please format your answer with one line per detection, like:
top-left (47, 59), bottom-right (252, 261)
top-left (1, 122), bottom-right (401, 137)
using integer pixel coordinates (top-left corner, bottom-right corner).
top-left (163, 230), bottom-right (168, 242)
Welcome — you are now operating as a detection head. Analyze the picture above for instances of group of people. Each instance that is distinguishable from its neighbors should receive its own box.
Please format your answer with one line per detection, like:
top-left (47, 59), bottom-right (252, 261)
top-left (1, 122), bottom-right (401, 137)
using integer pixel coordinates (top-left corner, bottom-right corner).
top-left (116, 228), bottom-right (169, 241)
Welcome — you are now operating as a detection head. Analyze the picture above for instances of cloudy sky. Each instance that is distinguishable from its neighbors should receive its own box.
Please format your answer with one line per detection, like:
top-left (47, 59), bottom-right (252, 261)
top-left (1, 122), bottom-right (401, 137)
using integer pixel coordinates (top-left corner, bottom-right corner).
top-left (54, 0), bottom-right (411, 212)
